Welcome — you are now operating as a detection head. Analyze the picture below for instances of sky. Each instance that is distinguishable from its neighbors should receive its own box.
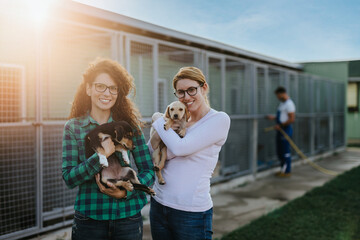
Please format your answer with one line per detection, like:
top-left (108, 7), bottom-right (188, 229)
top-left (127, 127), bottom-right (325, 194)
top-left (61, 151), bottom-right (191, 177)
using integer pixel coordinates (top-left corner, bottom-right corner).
top-left (75, 0), bottom-right (360, 63)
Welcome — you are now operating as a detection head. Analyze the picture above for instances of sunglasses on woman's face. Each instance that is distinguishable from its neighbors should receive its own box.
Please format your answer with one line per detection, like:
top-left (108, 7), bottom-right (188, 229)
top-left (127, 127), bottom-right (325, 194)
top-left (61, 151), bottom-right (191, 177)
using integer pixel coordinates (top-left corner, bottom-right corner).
top-left (93, 83), bottom-right (119, 95)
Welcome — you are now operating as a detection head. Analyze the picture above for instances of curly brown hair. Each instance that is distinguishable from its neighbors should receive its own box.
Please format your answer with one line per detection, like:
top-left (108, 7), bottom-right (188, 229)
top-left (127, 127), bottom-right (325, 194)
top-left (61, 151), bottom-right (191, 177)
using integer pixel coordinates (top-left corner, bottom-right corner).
top-left (69, 58), bottom-right (143, 133)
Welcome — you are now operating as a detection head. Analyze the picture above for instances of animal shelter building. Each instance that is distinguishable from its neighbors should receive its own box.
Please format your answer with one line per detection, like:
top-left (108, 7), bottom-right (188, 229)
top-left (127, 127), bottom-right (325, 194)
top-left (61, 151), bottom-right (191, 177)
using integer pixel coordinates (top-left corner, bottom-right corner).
top-left (0, 1), bottom-right (346, 239)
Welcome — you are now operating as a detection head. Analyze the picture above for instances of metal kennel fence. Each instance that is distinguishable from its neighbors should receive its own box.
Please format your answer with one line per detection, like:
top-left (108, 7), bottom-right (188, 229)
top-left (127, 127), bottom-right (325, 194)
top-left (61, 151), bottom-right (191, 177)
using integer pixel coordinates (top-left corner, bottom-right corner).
top-left (0, 8), bottom-right (346, 240)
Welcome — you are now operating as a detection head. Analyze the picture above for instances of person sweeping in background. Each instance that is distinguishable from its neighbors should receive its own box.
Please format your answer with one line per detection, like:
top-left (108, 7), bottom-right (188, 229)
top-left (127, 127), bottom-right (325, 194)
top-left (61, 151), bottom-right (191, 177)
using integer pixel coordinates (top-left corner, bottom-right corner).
top-left (267, 86), bottom-right (296, 177)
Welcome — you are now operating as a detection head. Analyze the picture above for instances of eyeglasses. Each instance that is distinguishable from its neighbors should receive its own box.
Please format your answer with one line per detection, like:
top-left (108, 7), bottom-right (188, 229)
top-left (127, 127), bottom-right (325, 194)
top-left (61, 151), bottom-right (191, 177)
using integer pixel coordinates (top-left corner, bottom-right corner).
top-left (93, 83), bottom-right (119, 95)
top-left (174, 84), bottom-right (203, 98)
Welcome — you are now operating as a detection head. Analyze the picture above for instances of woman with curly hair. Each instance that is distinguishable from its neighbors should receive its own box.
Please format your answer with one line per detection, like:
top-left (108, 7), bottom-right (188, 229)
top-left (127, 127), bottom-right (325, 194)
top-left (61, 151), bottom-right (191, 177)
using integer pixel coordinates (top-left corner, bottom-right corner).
top-left (62, 58), bottom-right (155, 240)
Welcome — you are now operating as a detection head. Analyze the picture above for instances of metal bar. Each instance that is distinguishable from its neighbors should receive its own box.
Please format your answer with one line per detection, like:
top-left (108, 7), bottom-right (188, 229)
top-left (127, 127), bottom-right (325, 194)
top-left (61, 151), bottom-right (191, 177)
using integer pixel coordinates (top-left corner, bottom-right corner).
top-left (21, 66), bottom-right (26, 123)
top-left (111, 32), bottom-right (119, 61)
top-left (56, 19), bottom-right (118, 34)
top-left (35, 26), bottom-right (43, 232)
top-left (40, 219), bottom-right (73, 233)
top-left (329, 114), bottom-right (334, 149)
top-left (138, 55), bottom-right (144, 110)
top-left (250, 63), bottom-right (258, 177)
top-left (251, 119), bottom-right (258, 177)
top-left (118, 31), bottom-right (124, 65)
top-left (0, 227), bottom-right (39, 240)
top-left (0, 122), bottom-right (33, 127)
top-left (125, 36), bottom-right (131, 72)
top-left (124, 32), bottom-right (199, 52)
top-left (221, 57), bottom-right (226, 111)
top-left (153, 43), bottom-right (159, 112)
top-left (43, 208), bottom-right (74, 221)
top-left (264, 67), bottom-right (270, 114)
top-left (42, 121), bottom-right (67, 125)
top-left (284, 71), bottom-right (289, 90)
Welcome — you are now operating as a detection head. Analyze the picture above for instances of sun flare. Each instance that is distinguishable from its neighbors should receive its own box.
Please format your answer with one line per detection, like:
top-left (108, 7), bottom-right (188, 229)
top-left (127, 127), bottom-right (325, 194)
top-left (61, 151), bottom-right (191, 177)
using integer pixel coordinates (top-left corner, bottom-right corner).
top-left (25, 0), bottom-right (58, 26)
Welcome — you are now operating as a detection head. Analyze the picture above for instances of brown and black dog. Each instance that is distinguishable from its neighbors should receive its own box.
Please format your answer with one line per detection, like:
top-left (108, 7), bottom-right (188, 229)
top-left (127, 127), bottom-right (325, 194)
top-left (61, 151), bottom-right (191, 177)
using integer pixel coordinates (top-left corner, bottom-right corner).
top-left (85, 121), bottom-right (155, 196)
top-left (150, 101), bottom-right (189, 184)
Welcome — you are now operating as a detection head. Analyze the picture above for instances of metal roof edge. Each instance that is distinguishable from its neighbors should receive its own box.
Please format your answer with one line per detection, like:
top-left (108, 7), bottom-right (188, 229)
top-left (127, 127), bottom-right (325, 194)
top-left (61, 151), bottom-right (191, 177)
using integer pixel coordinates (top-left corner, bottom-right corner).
top-left (66, 1), bottom-right (302, 70)
top-left (300, 58), bottom-right (360, 64)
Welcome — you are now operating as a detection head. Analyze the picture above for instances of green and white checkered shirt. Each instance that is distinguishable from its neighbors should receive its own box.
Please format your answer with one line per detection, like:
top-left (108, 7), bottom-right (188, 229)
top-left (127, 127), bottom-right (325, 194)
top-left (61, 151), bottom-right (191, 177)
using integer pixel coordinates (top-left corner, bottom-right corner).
top-left (62, 113), bottom-right (155, 220)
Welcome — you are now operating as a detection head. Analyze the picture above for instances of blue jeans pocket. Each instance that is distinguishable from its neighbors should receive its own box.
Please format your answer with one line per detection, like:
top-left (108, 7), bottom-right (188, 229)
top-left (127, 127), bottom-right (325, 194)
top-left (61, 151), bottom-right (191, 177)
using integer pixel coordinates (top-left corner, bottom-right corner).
top-left (128, 212), bottom-right (142, 222)
top-left (74, 211), bottom-right (90, 221)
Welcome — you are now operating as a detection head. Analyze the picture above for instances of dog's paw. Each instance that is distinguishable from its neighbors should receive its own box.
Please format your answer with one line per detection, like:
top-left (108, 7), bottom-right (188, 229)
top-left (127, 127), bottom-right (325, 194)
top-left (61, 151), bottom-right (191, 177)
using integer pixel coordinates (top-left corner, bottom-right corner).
top-left (149, 188), bottom-right (156, 196)
top-left (102, 162), bottom-right (109, 168)
top-left (153, 166), bottom-right (160, 171)
top-left (98, 154), bottom-right (109, 167)
top-left (159, 180), bottom-right (166, 185)
top-left (164, 123), bottom-right (171, 130)
top-left (178, 129), bottom-right (186, 137)
top-left (123, 181), bottom-right (134, 192)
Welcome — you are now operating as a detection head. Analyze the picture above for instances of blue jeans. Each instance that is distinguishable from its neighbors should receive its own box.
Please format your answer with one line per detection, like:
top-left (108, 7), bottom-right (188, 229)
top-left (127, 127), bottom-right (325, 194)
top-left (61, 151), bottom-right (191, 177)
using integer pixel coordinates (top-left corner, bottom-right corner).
top-left (276, 126), bottom-right (293, 173)
top-left (72, 211), bottom-right (143, 240)
top-left (150, 198), bottom-right (213, 240)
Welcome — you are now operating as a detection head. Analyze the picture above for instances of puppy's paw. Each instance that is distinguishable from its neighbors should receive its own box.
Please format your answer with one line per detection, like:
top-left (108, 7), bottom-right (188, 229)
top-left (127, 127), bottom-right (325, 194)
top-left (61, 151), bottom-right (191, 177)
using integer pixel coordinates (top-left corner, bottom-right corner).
top-left (98, 154), bottom-right (109, 167)
top-left (123, 181), bottom-right (134, 192)
top-left (178, 129), bottom-right (186, 138)
top-left (164, 123), bottom-right (171, 130)
top-left (149, 188), bottom-right (156, 196)
top-left (121, 152), bottom-right (131, 166)
top-left (153, 166), bottom-right (160, 171)
top-left (159, 180), bottom-right (166, 185)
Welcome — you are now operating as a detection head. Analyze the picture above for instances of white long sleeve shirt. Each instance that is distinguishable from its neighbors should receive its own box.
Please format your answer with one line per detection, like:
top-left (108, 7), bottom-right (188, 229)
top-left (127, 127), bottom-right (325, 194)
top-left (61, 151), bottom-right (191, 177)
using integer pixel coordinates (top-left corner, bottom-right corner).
top-left (148, 109), bottom-right (230, 212)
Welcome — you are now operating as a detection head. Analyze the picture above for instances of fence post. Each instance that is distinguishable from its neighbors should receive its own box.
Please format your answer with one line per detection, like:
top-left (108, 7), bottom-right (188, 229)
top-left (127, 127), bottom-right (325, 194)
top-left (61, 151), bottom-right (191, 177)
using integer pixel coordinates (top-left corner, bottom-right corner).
top-left (329, 114), bottom-right (334, 149)
top-left (118, 32), bottom-right (124, 65)
top-left (310, 76), bottom-right (316, 155)
top-left (35, 26), bottom-right (44, 231)
top-left (250, 64), bottom-right (258, 177)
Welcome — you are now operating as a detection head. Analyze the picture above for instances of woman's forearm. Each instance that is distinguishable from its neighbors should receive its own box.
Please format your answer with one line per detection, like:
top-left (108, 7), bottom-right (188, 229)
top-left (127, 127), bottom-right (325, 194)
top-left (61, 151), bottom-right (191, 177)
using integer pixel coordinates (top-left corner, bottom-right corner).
top-left (152, 113), bottom-right (230, 157)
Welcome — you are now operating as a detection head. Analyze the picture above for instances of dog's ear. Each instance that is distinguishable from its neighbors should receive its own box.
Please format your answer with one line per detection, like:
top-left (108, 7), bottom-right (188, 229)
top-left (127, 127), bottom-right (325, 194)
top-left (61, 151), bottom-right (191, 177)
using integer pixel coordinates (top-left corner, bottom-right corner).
top-left (165, 105), bottom-right (171, 119)
top-left (85, 136), bottom-right (96, 158)
top-left (185, 107), bottom-right (190, 122)
top-left (114, 126), bottom-right (124, 142)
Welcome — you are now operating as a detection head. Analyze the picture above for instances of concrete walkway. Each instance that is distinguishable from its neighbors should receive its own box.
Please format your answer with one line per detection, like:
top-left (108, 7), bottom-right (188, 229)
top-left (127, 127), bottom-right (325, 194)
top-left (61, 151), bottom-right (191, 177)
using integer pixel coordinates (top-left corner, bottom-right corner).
top-left (28, 148), bottom-right (360, 240)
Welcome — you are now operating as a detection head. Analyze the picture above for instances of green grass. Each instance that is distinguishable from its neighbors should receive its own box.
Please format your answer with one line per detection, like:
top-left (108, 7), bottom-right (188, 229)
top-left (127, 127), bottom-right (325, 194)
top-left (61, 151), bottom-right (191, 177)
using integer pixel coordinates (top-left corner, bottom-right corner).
top-left (222, 166), bottom-right (360, 240)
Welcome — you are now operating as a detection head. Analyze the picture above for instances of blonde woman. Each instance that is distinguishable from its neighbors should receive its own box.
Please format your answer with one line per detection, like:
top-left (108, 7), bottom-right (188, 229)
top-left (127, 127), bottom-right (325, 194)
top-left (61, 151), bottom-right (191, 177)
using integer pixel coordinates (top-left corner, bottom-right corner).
top-left (62, 58), bottom-right (154, 240)
top-left (149, 67), bottom-right (230, 240)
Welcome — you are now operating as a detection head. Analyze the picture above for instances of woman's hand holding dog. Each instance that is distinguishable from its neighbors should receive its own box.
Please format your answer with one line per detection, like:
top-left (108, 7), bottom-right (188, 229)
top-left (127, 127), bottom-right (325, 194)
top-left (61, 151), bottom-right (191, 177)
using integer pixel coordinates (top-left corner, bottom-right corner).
top-left (95, 174), bottom-right (127, 199)
top-left (150, 122), bottom-right (181, 150)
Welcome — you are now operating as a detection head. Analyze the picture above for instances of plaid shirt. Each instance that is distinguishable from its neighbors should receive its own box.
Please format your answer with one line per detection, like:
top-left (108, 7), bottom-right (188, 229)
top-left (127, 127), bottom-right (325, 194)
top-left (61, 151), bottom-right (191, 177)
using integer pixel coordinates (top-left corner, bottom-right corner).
top-left (62, 113), bottom-right (154, 220)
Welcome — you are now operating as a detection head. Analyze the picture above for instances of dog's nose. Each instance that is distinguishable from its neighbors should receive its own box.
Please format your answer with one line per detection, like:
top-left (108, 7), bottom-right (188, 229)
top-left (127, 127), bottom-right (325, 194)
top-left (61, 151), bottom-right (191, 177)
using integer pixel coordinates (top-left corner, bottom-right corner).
top-left (174, 114), bottom-right (178, 119)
